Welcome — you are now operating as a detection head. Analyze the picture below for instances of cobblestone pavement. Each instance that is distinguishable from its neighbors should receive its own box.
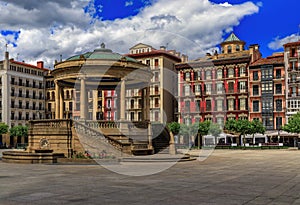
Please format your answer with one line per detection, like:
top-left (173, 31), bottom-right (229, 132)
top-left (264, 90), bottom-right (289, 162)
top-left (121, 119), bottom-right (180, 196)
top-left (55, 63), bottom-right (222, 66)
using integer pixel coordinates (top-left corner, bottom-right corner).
top-left (0, 149), bottom-right (299, 205)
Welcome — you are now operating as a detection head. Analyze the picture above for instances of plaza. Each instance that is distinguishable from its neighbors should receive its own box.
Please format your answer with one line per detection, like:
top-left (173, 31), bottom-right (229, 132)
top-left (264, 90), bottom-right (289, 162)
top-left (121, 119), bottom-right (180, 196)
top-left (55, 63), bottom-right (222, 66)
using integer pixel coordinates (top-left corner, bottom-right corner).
top-left (0, 149), bottom-right (299, 205)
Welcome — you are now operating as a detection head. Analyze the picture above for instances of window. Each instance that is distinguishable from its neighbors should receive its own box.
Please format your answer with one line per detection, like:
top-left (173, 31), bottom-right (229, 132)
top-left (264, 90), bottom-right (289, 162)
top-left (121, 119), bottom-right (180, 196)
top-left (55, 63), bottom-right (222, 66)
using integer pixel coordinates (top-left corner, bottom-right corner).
top-left (239, 98), bottom-right (246, 110)
top-left (69, 102), bottom-right (73, 111)
top-left (107, 99), bottom-right (111, 108)
top-left (19, 89), bottom-right (22, 97)
top-left (236, 45), bottom-right (240, 52)
top-left (217, 70), bottom-right (223, 79)
top-left (217, 100), bottom-right (223, 111)
top-left (185, 101), bottom-right (190, 113)
top-left (238, 81), bottom-right (246, 92)
top-left (228, 68), bottom-right (234, 78)
top-left (154, 59), bottom-right (159, 68)
top-left (253, 71), bottom-right (259, 80)
top-left (205, 84), bottom-right (212, 94)
top-left (253, 85), bottom-right (259, 95)
top-left (253, 101), bottom-right (259, 112)
top-left (185, 72), bottom-right (190, 81)
top-left (205, 70), bottom-right (211, 80)
top-left (239, 66), bottom-right (246, 76)
top-left (19, 101), bottom-right (22, 109)
top-left (217, 117), bottom-right (224, 127)
top-left (206, 100), bottom-right (211, 111)
top-left (154, 111), bottom-right (159, 121)
top-left (196, 100), bottom-right (201, 112)
top-left (276, 99), bottom-right (282, 111)
top-left (195, 84), bottom-right (201, 95)
top-left (227, 99), bottom-right (234, 111)
top-left (276, 69), bottom-right (281, 79)
top-left (107, 111), bottom-right (111, 121)
top-left (197, 71), bottom-right (201, 80)
top-left (130, 99), bottom-right (134, 109)
top-left (184, 85), bottom-right (190, 96)
top-left (228, 82), bottom-right (234, 93)
top-left (154, 72), bottom-right (159, 81)
top-left (275, 84), bottom-right (282, 94)
top-left (217, 83), bottom-right (223, 93)
top-left (276, 117), bottom-right (282, 130)
top-left (227, 45), bottom-right (232, 53)
top-left (154, 98), bottom-right (159, 107)
top-left (146, 60), bottom-right (150, 65)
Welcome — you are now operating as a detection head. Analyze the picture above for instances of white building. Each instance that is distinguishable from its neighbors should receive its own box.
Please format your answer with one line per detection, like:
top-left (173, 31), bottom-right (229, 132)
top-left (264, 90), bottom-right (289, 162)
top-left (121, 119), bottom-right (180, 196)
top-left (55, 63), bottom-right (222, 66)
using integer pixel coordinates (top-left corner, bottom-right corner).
top-left (0, 51), bottom-right (48, 128)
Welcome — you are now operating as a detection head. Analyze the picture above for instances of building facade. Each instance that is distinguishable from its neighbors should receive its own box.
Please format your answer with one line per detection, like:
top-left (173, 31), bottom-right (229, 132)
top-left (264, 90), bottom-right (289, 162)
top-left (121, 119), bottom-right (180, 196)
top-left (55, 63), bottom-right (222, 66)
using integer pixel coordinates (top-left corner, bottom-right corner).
top-left (284, 41), bottom-right (300, 121)
top-left (126, 43), bottom-right (184, 123)
top-left (0, 52), bottom-right (48, 146)
top-left (176, 33), bottom-right (261, 126)
top-left (249, 53), bottom-right (286, 131)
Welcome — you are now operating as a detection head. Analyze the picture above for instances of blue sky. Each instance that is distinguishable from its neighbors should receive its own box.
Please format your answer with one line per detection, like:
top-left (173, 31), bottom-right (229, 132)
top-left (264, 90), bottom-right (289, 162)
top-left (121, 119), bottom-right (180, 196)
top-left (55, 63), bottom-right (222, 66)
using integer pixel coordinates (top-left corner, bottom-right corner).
top-left (92, 0), bottom-right (300, 57)
top-left (0, 0), bottom-right (299, 67)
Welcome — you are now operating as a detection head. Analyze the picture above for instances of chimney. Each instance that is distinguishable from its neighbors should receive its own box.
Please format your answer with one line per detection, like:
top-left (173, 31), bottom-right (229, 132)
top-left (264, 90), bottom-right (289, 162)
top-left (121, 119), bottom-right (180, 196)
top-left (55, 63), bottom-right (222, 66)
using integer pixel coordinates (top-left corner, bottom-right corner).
top-left (160, 46), bottom-right (166, 51)
top-left (249, 44), bottom-right (261, 63)
top-left (181, 54), bottom-right (188, 63)
top-left (37, 61), bottom-right (44, 69)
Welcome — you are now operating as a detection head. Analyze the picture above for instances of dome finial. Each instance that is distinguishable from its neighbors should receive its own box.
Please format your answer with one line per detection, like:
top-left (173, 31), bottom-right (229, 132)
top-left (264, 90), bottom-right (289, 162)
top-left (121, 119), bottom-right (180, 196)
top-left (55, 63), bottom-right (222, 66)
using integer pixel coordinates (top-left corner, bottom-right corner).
top-left (100, 42), bottom-right (105, 48)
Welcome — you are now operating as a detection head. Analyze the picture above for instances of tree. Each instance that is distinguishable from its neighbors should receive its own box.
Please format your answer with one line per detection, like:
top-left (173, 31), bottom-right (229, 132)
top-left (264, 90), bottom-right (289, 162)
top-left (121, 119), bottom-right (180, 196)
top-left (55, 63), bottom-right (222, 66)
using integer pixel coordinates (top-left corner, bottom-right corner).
top-left (0, 122), bottom-right (9, 136)
top-left (191, 121), bottom-right (222, 146)
top-left (282, 112), bottom-right (300, 134)
top-left (167, 122), bottom-right (181, 135)
top-left (209, 123), bottom-right (222, 139)
top-left (10, 125), bottom-right (28, 138)
top-left (224, 119), bottom-right (238, 134)
top-left (250, 119), bottom-right (266, 144)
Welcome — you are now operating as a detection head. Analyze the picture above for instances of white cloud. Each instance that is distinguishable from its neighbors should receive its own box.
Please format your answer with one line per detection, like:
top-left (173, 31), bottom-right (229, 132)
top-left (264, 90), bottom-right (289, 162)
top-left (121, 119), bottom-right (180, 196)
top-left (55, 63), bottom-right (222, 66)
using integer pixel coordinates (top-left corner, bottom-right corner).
top-left (0, 0), bottom-right (259, 68)
top-left (125, 1), bottom-right (134, 7)
top-left (268, 34), bottom-right (300, 50)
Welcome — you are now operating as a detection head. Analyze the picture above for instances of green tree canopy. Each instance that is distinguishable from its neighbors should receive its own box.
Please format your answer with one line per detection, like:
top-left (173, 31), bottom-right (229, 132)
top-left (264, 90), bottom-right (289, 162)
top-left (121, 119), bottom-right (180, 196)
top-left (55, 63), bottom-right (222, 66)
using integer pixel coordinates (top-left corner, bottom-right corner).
top-left (0, 122), bottom-right (9, 135)
top-left (10, 125), bottom-right (28, 137)
top-left (167, 122), bottom-right (181, 135)
top-left (282, 112), bottom-right (300, 134)
top-left (208, 123), bottom-right (222, 137)
top-left (250, 119), bottom-right (266, 135)
top-left (224, 119), bottom-right (238, 134)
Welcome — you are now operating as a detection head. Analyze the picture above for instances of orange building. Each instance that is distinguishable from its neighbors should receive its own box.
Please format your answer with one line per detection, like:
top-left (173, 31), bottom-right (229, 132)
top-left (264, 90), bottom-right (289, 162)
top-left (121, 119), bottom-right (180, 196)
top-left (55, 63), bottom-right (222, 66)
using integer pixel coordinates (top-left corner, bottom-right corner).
top-left (249, 53), bottom-right (286, 131)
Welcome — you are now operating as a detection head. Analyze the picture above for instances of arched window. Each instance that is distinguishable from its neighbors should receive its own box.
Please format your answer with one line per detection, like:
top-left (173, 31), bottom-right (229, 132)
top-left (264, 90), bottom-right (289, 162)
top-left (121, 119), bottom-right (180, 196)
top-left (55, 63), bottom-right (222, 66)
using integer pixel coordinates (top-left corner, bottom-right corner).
top-left (217, 70), bottom-right (223, 79)
top-left (205, 70), bottom-right (211, 80)
top-left (227, 45), bottom-right (232, 53)
top-left (228, 68), bottom-right (234, 78)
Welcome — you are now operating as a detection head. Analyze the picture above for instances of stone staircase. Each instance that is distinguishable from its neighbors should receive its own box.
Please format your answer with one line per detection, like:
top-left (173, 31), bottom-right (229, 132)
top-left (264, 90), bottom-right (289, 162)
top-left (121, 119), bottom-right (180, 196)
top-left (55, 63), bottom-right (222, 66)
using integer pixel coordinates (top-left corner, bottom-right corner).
top-left (74, 120), bottom-right (153, 156)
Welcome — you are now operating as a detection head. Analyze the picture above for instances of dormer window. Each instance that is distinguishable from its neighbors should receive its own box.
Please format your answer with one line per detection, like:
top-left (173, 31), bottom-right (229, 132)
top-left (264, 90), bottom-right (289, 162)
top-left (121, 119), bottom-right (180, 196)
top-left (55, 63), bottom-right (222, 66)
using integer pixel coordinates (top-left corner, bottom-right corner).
top-left (236, 45), bottom-right (240, 52)
top-left (227, 45), bottom-right (232, 53)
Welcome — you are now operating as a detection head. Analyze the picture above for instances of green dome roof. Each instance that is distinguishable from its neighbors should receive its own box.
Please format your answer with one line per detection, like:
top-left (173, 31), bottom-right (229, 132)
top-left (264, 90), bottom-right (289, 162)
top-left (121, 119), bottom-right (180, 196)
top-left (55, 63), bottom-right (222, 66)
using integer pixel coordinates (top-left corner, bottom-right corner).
top-left (66, 46), bottom-right (138, 63)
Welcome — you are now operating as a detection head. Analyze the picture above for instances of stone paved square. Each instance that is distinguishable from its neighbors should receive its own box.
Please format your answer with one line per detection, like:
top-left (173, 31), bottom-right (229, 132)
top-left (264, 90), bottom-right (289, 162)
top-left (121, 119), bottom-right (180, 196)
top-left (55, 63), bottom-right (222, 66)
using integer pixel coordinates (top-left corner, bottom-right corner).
top-left (0, 149), bottom-right (300, 205)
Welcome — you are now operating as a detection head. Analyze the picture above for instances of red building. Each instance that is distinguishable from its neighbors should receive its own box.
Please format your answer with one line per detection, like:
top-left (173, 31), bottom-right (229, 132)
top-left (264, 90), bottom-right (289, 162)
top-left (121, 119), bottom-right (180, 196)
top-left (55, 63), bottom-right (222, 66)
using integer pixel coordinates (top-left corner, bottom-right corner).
top-left (176, 33), bottom-right (261, 126)
top-left (249, 53), bottom-right (286, 131)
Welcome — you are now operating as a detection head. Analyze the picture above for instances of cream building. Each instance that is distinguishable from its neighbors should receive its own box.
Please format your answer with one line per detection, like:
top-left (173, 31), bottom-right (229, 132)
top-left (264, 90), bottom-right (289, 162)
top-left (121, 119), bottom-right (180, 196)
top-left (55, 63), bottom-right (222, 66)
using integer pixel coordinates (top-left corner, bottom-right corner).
top-left (127, 43), bottom-right (185, 123)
